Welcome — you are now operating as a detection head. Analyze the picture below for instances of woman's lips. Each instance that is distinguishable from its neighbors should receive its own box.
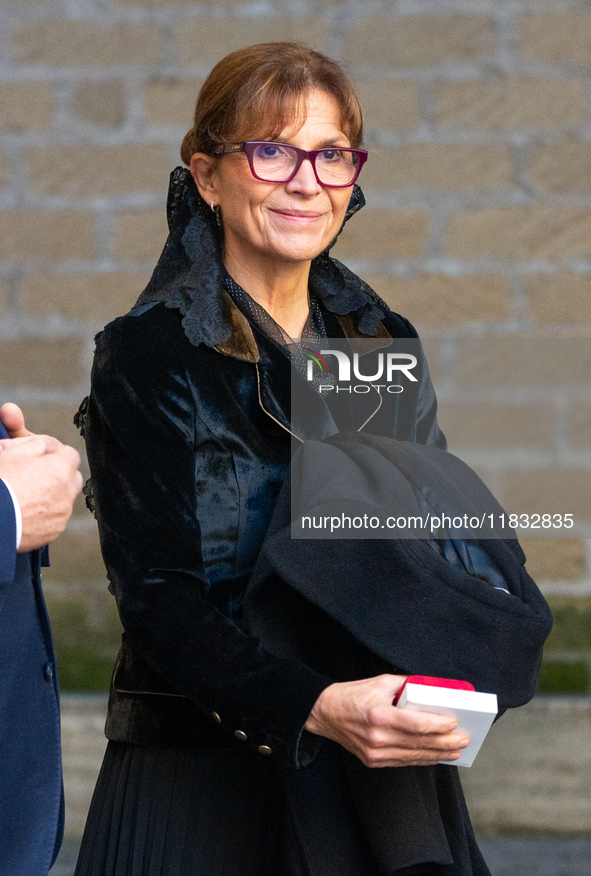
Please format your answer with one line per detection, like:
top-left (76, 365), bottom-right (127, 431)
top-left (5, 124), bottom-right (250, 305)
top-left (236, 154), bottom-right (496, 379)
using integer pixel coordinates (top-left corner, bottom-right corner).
top-left (270, 209), bottom-right (326, 223)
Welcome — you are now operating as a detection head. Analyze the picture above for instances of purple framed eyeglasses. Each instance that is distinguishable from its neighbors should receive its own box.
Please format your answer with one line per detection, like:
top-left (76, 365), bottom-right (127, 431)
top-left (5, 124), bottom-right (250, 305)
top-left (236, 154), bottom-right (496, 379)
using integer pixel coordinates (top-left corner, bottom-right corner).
top-left (213, 141), bottom-right (368, 188)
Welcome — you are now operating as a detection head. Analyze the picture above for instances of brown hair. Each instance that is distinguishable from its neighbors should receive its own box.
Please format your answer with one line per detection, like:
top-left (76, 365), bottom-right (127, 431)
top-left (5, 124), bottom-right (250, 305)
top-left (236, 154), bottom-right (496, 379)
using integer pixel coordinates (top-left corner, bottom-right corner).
top-left (180, 42), bottom-right (364, 164)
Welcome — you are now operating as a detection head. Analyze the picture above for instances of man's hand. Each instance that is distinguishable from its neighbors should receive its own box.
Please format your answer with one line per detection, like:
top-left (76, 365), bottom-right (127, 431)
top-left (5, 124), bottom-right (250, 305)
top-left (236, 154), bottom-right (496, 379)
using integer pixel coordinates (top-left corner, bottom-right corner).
top-left (304, 674), bottom-right (470, 768)
top-left (0, 402), bottom-right (32, 439)
top-left (0, 435), bottom-right (83, 551)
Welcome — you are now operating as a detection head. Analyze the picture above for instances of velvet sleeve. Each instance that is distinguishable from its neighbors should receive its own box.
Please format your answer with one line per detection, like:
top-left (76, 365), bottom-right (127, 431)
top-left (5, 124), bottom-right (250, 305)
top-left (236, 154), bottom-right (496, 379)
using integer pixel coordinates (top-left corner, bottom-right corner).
top-left (85, 310), bottom-right (333, 769)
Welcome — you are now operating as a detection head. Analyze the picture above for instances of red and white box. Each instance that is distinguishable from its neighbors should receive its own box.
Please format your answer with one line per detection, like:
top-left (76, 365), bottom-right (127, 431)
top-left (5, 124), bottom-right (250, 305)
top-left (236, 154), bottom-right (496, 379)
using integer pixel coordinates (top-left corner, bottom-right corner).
top-left (394, 675), bottom-right (498, 768)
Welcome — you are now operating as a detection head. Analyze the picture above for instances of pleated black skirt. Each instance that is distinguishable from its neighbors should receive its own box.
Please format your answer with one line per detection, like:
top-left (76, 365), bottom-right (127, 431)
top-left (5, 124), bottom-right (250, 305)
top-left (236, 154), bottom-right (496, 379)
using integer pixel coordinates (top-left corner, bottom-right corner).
top-left (74, 741), bottom-right (315, 876)
top-left (74, 732), bottom-right (396, 876)
top-left (75, 737), bottom-right (493, 876)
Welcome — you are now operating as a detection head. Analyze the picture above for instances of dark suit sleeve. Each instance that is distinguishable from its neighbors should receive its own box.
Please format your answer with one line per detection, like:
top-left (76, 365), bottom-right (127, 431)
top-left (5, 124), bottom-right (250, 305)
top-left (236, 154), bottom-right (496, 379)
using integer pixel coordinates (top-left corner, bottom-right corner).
top-left (85, 312), bottom-right (333, 769)
top-left (0, 478), bottom-right (17, 604)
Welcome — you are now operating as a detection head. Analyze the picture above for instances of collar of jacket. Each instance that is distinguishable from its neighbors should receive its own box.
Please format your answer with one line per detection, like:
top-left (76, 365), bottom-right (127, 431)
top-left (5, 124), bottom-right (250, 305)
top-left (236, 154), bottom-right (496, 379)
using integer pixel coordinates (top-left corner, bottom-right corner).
top-left (213, 305), bottom-right (394, 444)
top-left (134, 167), bottom-right (392, 353)
top-left (213, 289), bottom-right (393, 364)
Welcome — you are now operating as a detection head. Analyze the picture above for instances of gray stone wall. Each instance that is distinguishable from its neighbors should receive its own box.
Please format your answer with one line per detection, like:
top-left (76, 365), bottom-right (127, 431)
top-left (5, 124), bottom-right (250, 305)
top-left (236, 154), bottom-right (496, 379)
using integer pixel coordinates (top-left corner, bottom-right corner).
top-left (1, 0), bottom-right (590, 688)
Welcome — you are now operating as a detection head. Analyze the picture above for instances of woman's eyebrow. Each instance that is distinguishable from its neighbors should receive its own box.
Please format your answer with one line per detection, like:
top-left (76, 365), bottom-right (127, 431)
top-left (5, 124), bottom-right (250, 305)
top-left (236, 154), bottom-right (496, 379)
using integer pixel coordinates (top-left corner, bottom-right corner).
top-left (317, 137), bottom-right (350, 148)
top-left (272, 136), bottom-right (350, 148)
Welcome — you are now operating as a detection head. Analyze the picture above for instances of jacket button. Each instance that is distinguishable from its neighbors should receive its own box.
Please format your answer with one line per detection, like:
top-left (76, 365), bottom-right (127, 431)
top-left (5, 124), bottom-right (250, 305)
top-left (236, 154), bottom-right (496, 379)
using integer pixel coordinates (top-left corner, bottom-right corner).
top-left (234, 730), bottom-right (248, 741)
top-left (44, 663), bottom-right (54, 682)
top-left (211, 711), bottom-right (222, 724)
top-left (257, 745), bottom-right (272, 756)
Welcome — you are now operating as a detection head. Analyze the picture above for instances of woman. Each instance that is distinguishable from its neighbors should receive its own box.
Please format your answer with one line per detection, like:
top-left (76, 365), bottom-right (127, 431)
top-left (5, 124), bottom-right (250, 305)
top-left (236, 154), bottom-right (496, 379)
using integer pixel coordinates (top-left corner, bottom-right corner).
top-left (75, 43), bottom-right (488, 876)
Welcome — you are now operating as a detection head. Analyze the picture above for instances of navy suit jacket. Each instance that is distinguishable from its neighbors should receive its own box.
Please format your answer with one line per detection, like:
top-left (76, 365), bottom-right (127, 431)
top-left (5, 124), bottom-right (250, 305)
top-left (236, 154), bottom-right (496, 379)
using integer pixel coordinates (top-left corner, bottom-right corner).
top-left (0, 420), bottom-right (63, 875)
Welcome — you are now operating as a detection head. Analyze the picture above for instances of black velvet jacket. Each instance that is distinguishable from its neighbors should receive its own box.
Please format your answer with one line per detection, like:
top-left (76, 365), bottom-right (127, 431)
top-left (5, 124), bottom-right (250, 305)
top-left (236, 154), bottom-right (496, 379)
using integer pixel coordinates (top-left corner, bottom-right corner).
top-left (80, 169), bottom-right (445, 770)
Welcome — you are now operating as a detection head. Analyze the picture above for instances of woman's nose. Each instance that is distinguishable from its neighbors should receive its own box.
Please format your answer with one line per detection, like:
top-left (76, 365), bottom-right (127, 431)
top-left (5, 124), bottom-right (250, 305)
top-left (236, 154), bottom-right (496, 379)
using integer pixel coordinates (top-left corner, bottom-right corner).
top-left (285, 157), bottom-right (323, 195)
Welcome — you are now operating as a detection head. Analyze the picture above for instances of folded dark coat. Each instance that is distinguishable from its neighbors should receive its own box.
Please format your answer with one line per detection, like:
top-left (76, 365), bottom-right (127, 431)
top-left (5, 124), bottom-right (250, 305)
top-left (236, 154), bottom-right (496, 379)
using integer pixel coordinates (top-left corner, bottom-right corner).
top-left (246, 432), bottom-right (553, 709)
top-left (244, 432), bottom-right (553, 875)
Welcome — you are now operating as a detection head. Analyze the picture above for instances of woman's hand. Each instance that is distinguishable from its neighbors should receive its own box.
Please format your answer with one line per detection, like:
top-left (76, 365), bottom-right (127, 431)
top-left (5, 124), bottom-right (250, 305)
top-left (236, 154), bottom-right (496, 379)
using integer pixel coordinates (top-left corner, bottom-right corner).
top-left (304, 674), bottom-right (469, 768)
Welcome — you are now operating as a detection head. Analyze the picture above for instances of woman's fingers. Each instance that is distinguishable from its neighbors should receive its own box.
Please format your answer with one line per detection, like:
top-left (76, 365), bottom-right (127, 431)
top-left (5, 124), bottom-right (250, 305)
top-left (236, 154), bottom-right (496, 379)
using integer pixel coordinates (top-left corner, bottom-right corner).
top-left (305, 674), bottom-right (471, 768)
top-left (356, 732), bottom-right (469, 768)
top-left (367, 699), bottom-right (458, 736)
top-left (359, 745), bottom-right (463, 769)
top-left (386, 707), bottom-right (466, 744)
top-left (355, 721), bottom-right (469, 768)
top-left (364, 725), bottom-right (469, 753)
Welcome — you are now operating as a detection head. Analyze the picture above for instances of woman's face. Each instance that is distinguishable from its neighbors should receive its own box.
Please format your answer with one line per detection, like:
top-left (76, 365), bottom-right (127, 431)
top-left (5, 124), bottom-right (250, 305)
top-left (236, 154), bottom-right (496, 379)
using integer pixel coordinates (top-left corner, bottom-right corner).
top-left (191, 89), bottom-right (355, 273)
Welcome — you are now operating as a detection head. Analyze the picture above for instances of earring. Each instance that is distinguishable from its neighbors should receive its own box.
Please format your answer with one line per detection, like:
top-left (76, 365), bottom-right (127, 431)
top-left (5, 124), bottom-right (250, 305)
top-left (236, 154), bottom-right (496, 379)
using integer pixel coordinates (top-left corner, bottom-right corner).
top-left (211, 202), bottom-right (223, 230)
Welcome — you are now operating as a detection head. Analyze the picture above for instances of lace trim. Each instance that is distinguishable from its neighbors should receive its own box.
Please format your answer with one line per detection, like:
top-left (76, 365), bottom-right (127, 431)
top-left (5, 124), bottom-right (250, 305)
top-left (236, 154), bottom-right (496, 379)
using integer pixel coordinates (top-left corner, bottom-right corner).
top-left (134, 167), bottom-right (389, 348)
top-left (73, 397), bottom-right (96, 516)
top-left (73, 394), bottom-right (88, 438)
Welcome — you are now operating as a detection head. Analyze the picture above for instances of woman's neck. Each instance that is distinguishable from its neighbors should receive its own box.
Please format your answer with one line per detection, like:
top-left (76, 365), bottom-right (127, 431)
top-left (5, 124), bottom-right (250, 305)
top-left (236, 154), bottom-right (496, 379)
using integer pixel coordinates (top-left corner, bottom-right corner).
top-left (223, 251), bottom-right (311, 339)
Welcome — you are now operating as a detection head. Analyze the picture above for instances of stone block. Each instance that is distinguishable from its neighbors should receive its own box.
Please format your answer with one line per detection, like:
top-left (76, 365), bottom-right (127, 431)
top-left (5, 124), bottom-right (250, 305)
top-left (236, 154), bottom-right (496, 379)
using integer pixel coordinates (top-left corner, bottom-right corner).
top-left (526, 273), bottom-right (591, 326)
top-left (17, 401), bottom-right (86, 450)
top-left (43, 591), bottom-right (121, 692)
top-left (24, 145), bottom-right (172, 197)
top-left (447, 207), bottom-right (591, 261)
top-left (519, 13), bottom-right (591, 65)
top-left (520, 538), bottom-right (586, 582)
top-left (545, 596), bottom-right (591, 650)
top-left (113, 209), bottom-right (169, 263)
top-left (114, 0), bottom-right (260, 4)
top-left (499, 467), bottom-right (591, 527)
top-left (115, 0), bottom-right (207, 4)
top-left (529, 143), bottom-right (591, 194)
top-left (566, 403), bottom-right (591, 451)
top-left (71, 81), bottom-right (125, 129)
top-left (42, 526), bottom-right (106, 584)
top-left (462, 699), bottom-right (591, 834)
top-left (72, 490), bottom-right (91, 520)
top-left (354, 80), bottom-right (419, 133)
top-left (362, 144), bottom-right (512, 192)
top-left (0, 82), bottom-right (55, 132)
top-left (364, 273), bottom-right (510, 326)
top-left (0, 278), bottom-right (8, 314)
top-left (344, 15), bottom-right (495, 69)
top-left (0, 338), bottom-right (84, 389)
top-left (435, 78), bottom-right (587, 132)
top-left (12, 21), bottom-right (164, 67)
top-left (57, 694), bottom-right (110, 835)
top-left (334, 208), bottom-right (427, 260)
top-left (437, 401), bottom-right (555, 454)
top-left (452, 338), bottom-right (591, 391)
top-left (176, 17), bottom-right (330, 65)
top-left (20, 272), bottom-right (149, 323)
top-left (0, 211), bottom-right (96, 262)
top-left (0, 149), bottom-right (7, 190)
top-left (143, 78), bottom-right (203, 127)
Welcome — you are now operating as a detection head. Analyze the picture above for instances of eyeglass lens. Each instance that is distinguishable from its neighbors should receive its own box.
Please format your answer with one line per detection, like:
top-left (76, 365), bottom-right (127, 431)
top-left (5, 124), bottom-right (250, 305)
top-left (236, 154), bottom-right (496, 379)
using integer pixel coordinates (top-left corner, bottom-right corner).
top-left (251, 143), bottom-right (359, 185)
